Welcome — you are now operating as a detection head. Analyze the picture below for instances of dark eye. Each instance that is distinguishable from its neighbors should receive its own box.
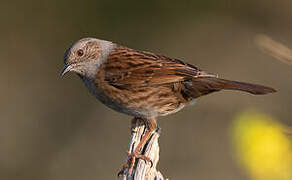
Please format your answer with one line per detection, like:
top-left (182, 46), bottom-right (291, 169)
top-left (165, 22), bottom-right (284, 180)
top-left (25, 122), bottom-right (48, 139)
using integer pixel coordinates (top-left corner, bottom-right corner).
top-left (77, 49), bottom-right (84, 56)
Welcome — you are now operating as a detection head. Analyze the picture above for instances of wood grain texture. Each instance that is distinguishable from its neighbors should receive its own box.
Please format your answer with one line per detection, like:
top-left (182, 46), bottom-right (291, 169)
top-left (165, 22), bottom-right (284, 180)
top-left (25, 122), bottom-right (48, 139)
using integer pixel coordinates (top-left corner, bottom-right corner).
top-left (120, 121), bottom-right (167, 180)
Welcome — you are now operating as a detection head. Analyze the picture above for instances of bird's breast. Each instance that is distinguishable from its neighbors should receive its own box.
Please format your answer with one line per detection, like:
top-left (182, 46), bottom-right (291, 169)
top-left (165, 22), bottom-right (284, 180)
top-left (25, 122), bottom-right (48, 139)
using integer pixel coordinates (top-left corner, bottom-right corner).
top-left (80, 76), bottom-right (156, 118)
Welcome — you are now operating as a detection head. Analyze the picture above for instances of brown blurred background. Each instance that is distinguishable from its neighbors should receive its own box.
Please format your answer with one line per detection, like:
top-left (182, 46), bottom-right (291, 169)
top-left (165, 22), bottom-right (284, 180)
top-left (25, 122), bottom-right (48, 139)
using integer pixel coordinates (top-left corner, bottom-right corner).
top-left (1, 0), bottom-right (291, 179)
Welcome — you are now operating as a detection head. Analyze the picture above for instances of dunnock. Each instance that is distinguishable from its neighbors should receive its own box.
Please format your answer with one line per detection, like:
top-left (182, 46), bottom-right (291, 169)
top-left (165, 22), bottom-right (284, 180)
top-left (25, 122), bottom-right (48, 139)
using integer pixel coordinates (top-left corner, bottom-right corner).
top-left (61, 38), bottom-right (276, 175)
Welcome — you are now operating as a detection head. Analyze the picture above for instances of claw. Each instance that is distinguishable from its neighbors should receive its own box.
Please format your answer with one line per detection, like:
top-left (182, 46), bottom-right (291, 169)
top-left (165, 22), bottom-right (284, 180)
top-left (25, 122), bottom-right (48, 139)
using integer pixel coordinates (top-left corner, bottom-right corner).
top-left (117, 151), bottom-right (152, 176)
top-left (117, 169), bottom-right (125, 177)
top-left (149, 159), bottom-right (153, 168)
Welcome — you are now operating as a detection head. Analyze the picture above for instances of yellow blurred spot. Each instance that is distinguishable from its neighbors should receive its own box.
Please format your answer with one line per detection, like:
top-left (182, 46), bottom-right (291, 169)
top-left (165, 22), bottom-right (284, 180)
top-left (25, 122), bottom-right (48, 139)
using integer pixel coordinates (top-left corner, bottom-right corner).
top-left (231, 111), bottom-right (292, 180)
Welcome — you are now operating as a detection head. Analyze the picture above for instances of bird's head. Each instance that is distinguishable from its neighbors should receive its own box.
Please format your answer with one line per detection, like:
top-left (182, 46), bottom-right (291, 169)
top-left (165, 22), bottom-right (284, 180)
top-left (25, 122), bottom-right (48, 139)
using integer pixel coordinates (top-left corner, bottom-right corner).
top-left (61, 37), bottom-right (115, 78)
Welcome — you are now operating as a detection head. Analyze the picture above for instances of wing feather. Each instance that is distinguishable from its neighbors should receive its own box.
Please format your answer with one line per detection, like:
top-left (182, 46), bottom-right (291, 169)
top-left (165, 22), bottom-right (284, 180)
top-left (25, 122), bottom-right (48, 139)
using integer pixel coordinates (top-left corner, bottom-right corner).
top-left (102, 46), bottom-right (215, 88)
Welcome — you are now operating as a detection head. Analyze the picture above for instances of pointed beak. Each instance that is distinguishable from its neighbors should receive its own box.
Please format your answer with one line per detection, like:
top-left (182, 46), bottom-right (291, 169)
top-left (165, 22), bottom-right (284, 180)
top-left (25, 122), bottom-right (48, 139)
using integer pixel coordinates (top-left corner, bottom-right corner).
top-left (60, 64), bottom-right (73, 77)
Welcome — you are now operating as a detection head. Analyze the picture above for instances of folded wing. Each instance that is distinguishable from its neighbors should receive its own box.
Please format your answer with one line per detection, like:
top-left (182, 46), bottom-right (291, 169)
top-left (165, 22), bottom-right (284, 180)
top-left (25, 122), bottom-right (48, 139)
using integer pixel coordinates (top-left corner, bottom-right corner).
top-left (102, 45), bottom-right (276, 97)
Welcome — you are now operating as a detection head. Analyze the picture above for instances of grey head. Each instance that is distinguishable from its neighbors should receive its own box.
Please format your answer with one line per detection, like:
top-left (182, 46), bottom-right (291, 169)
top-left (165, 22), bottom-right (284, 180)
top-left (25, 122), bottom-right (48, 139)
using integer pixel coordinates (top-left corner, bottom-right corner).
top-left (61, 37), bottom-right (116, 78)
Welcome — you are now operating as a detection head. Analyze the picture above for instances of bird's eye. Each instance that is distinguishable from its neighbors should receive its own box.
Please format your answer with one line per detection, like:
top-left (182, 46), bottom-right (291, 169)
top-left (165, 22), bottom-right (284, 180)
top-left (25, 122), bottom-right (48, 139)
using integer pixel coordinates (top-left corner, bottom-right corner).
top-left (77, 49), bottom-right (84, 56)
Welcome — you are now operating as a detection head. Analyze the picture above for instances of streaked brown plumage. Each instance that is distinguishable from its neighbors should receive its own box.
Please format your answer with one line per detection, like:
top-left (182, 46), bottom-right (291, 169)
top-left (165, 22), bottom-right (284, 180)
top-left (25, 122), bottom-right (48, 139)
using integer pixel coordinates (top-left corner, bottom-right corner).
top-left (61, 38), bottom-right (276, 176)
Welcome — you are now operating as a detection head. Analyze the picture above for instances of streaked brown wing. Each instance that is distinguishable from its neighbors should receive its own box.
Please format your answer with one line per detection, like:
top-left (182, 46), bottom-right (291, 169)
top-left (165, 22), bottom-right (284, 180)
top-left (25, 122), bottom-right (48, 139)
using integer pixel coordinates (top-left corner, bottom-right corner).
top-left (102, 45), bottom-right (215, 88)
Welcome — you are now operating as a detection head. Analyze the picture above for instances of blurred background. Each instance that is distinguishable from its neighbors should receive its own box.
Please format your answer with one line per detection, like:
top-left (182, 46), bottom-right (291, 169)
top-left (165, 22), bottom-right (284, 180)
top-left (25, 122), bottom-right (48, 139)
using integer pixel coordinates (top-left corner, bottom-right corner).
top-left (1, 0), bottom-right (292, 179)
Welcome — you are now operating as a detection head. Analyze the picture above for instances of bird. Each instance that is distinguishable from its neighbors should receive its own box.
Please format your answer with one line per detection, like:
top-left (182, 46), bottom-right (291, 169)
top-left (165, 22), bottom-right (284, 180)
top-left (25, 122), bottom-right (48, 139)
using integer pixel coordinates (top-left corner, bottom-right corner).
top-left (61, 37), bottom-right (276, 175)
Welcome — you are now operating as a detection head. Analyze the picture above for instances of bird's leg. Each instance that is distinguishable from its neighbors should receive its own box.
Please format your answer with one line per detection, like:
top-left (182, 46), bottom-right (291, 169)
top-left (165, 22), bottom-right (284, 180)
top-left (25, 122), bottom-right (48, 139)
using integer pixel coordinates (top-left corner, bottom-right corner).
top-left (118, 117), bottom-right (157, 176)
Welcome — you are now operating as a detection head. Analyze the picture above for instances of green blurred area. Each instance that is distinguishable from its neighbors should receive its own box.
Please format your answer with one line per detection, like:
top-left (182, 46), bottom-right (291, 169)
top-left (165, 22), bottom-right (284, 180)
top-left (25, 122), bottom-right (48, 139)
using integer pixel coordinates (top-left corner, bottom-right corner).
top-left (0, 0), bottom-right (291, 179)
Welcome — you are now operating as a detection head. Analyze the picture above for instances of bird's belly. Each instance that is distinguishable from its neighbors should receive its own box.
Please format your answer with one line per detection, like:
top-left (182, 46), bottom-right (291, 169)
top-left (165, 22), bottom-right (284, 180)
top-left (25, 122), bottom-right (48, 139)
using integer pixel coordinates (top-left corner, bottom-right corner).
top-left (81, 77), bottom-right (156, 118)
top-left (81, 77), bottom-right (186, 118)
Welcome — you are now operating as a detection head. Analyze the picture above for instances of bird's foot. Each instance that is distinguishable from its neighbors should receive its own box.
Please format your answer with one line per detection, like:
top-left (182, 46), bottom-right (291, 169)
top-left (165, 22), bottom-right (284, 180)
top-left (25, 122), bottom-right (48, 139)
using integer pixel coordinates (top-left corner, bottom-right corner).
top-left (117, 151), bottom-right (153, 176)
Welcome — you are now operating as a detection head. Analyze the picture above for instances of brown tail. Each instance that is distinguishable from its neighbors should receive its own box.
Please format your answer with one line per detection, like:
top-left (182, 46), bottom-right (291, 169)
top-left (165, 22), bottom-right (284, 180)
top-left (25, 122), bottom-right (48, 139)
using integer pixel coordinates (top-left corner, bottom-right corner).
top-left (188, 77), bottom-right (276, 98)
top-left (216, 78), bottom-right (276, 94)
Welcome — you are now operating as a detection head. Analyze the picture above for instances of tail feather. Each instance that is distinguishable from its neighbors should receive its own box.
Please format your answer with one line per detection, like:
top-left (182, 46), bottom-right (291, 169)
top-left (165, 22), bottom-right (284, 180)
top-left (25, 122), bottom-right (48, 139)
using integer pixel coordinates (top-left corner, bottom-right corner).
top-left (187, 77), bottom-right (276, 98)
top-left (215, 78), bottom-right (276, 95)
